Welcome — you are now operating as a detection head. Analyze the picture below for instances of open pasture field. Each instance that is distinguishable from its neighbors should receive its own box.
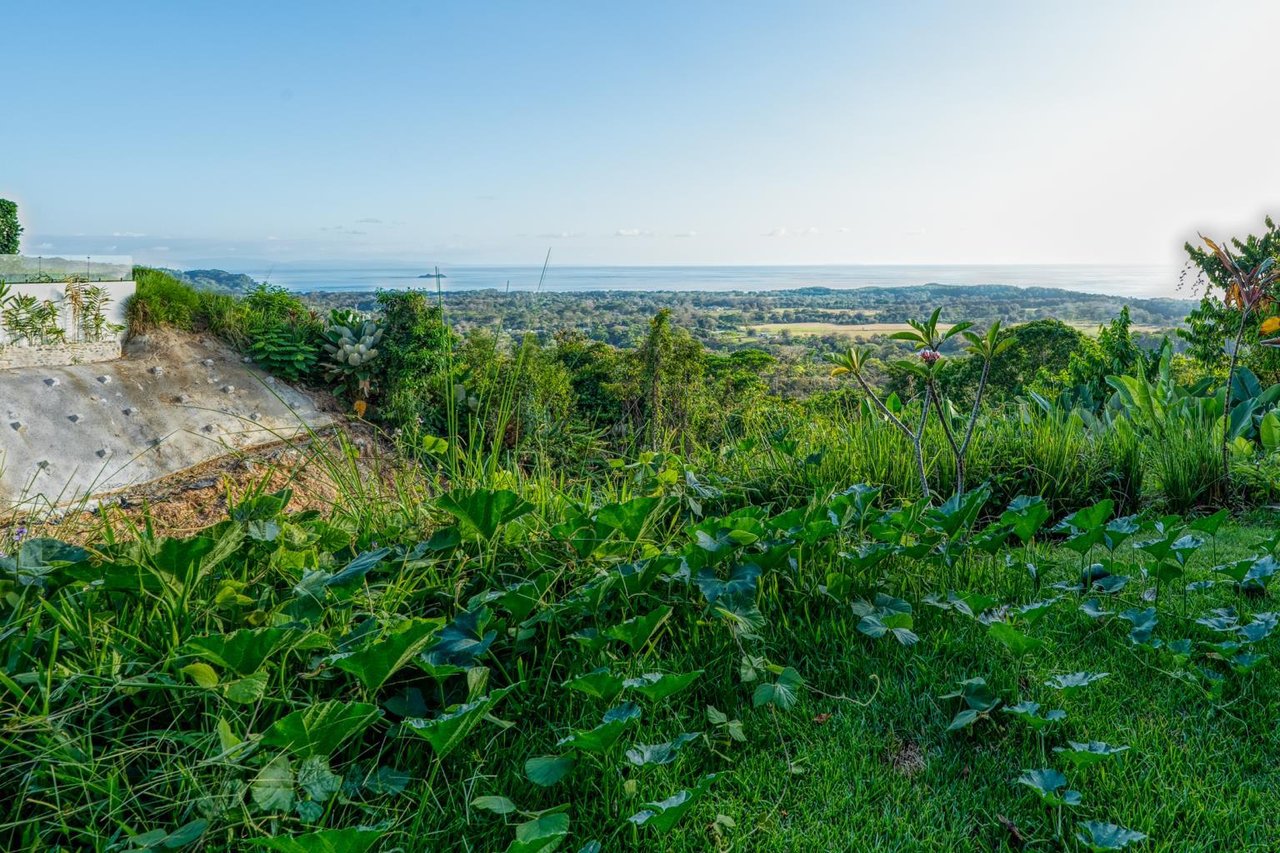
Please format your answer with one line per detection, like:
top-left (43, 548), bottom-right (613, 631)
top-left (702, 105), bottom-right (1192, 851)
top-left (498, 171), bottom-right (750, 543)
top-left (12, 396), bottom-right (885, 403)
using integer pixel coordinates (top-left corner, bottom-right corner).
top-left (750, 321), bottom-right (1168, 340)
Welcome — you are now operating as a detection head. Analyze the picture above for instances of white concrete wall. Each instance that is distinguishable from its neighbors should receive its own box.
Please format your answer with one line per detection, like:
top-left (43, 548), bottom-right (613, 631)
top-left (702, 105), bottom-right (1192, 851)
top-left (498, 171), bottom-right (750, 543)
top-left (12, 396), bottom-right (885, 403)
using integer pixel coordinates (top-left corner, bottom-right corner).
top-left (0, 280), bottom-right (135, 369)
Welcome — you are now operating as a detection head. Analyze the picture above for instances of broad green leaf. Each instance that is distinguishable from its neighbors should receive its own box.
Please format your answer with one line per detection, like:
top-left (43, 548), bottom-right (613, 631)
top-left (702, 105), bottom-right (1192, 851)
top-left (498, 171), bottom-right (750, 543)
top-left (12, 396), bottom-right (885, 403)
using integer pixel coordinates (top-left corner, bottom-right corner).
top-left (472, 795), bottom-right (518, 815)
top-left (251, 754), bottom-right (294, 813)
top-left (1230, 652), bottom-right (1268, 674)
top-left (988, 621), bottom-right (1043, 655)
top-left (695, 563), bottom-right (761, 606)
top-left (1119, 608), bottom-right (1157, 645)
top-left (296, 756), bottom-right (341, 802)
top-left (1003, 701), bottom-right (1065, 732)
top-left (854, 596), bottom-right (918, 646)
top-left (1059, 499), bottom-right (1114, 532)
top-left (1102, 515), bottom-right (1141, 551)
top-left (565, 668), bottom-right (625, 701)
top-left (507, 811), bottom-right (570, 853)
top-left (623, 671), bottom-right (702, 701)
top-left (325, 547), bottom-right (392, 588)
top-left (943, 677), bottom-right (1000, 729)
top-left (1075, 821), bottom-right (1147, 851)
top-left (436, 488), bottom-right (533, 541)
top-left (183, 627), bottom-right (308, 676)
top-left (923, 590), bottom-right (998, 619)
top-left (1045, 671), bottom-right (1109, 694)
top-left (261, 701), bottom-right (382, 758)
top-left (1017, 598), bottom-right (1059, 625)
top-left (181, 662), bottom-right (220, 688)
top-left (595, 496), bottom-right (663, 540)
top-left (1240, 611), bottom-right (1279, 643)
top-left (625, 732), bottom-right (701, 767)
top-left (1053, 740), bottom-right (1129, 769)
top-left (525, 754), bottom-right (574, 787)
top-left (224, 672), bottom-right (269, 705)
top-left (604, 606), bottom-right (672, 653)
top-left (330, 617), bottom-right (441, 691)
top-left (362, 765), bottom-right (411, 796)
top-left (402, 685), bottom-right (513, 757)
top-left (422, 607), bottom-right (496, 667)
top-left (251, 827), bottom-right (383, 853)
top-left (628, 773), bottom-right (720, 834)
top-left (1017, 768), bottom-right (1081, 808)
top-left (752, 667), bottom-right (804, 711)
top-left (1189, 508), bottom-right (1229, 536)
top-left (557, 702), bottom-right (641, 753)
top-left (124, 820), bottom-right (208, 851)
top-left (497, 572), bottom-right (554, 622)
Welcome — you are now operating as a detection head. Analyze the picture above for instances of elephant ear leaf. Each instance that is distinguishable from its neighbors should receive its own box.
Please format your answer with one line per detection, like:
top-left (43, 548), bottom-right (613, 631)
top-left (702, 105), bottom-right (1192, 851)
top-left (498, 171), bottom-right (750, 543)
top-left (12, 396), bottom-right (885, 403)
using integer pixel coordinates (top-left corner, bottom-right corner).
top-left (508, 812), bottom-right (570, 853)
top-left (402, 685), bottom-right (514, 758)
top-left (1075, 821), bottom-right (1147, 851)
top-left (627, 773), bottom-right (721, 834)
top-left (435, 488), bottom-right (533, 540)
top-left (261, 701), bottom-right (382, 758)
top-left (251, 827), bottom-right (384, 853)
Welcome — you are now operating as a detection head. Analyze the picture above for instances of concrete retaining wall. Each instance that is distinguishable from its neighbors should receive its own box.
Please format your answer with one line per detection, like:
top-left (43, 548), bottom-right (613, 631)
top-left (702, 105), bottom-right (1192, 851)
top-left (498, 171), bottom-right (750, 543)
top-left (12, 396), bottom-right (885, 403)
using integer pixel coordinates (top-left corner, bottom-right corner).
top-left (0, 340), bottom-right (123, 370)
top-left (0, 280), bottom-right (134, 370)
top-left (0, 331), bottom-right (333, 512)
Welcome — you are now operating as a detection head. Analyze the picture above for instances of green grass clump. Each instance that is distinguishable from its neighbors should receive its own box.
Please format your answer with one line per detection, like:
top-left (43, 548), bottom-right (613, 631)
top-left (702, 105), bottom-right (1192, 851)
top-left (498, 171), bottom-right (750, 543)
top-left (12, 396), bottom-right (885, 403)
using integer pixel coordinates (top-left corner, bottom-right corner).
top-left (128, 266), bottom-right (207, 330)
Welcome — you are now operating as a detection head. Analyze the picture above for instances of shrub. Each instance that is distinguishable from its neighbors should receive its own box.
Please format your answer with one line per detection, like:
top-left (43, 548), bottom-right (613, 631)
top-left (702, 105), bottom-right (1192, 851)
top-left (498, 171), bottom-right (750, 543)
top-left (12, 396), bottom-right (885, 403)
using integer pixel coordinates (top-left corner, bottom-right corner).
top-left (0, 199), bottom-right (20, 254)
top-left (234, 285), bottom-right (323, 382)
top-left (375, 290), bottom-right (455, 431)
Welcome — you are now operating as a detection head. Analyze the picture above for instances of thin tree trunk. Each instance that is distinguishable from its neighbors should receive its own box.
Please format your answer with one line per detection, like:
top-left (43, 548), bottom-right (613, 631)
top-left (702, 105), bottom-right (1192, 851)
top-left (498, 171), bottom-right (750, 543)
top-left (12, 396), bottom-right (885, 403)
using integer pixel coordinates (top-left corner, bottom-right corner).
top-left (960, 359), bottom-right (991, 457)
top-left (915, 384), bottom-right (933, 501)
top-left (854, 373), bottom-right (933, 500)
top-left (930, 379), bottom-right (964, 496)
top-left (1222, 312), bottom-right (1249, 487)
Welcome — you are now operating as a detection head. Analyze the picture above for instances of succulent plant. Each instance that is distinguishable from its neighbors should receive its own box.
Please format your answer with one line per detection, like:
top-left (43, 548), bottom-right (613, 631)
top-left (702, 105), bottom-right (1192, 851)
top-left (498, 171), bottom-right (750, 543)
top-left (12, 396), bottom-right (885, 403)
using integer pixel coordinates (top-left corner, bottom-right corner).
top-left (322, 312), bottom-right (384, 397)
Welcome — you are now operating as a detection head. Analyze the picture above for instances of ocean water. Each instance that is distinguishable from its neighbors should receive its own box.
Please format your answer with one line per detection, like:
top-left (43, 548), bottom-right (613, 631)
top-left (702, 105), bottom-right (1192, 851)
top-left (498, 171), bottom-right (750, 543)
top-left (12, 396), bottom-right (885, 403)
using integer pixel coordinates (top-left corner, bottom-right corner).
top-left (241, 263), bottom-right (1183, 299)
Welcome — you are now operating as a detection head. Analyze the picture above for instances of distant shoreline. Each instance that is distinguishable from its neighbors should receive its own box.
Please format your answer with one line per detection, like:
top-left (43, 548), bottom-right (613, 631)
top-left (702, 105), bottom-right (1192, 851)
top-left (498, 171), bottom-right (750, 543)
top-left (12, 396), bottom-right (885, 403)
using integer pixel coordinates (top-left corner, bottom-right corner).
top-left (170, 263), bottom-right (1188, 300)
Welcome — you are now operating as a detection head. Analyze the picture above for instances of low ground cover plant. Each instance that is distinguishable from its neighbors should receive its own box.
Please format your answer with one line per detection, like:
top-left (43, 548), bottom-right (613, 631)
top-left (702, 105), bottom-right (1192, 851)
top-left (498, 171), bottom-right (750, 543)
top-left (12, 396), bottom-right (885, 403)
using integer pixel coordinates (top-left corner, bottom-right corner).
top-left (4, 472), bottom-right (1280, 850)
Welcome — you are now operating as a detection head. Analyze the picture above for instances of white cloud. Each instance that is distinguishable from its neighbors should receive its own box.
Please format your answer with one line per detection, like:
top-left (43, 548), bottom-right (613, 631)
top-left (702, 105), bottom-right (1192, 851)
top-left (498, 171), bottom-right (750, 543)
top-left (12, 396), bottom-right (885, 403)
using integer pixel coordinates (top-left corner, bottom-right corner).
top-left (673, 230), bottom-right (698, 238)
top-left (111, 231), bottom-right (147, 237)
top-left (767, 226), bottom-right (819, 238)
top-left (535, 231), bottom-right (583, 239)
top-left (355, 218), bottom-right (383, 224)
top-left (33, 242), bottom-right (55, 249)
top-left (615, 228), bottom-right (655, 237)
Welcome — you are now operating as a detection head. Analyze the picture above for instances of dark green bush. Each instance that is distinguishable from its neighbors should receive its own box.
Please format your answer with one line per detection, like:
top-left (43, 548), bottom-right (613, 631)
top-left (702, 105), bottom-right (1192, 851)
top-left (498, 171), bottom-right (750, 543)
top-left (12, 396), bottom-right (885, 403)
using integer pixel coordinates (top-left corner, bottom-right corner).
top-left (0, 198), bottom-right (21, 254)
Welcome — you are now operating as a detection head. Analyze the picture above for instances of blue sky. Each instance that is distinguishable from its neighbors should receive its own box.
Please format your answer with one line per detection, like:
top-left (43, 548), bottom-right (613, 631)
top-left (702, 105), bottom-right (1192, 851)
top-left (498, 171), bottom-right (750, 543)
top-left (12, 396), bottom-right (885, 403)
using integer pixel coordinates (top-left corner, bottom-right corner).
top-left (6, 1), bottom-right (1279, 268)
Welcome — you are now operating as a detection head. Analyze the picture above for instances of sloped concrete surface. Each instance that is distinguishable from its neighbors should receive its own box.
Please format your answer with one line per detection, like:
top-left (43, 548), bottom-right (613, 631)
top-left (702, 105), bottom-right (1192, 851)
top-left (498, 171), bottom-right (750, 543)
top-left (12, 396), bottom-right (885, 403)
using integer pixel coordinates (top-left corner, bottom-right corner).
top-left (0, 332), bottom-right (333, 510)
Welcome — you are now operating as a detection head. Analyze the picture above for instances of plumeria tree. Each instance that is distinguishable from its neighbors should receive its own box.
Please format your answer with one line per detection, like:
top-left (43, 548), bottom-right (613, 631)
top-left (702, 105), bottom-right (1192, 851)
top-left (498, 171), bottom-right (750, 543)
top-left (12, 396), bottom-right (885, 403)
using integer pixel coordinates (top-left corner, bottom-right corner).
top-left (1191, 233), bottom-right (1280, 480)
top-left (828, 309), bottom-right (1011, 500)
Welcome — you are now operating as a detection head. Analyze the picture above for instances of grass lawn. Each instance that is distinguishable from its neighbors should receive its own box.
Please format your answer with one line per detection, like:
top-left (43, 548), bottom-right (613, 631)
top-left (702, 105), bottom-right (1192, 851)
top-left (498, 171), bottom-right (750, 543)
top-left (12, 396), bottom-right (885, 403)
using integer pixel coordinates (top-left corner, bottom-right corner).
top-left (649, 522), bottom-right (1280, 851)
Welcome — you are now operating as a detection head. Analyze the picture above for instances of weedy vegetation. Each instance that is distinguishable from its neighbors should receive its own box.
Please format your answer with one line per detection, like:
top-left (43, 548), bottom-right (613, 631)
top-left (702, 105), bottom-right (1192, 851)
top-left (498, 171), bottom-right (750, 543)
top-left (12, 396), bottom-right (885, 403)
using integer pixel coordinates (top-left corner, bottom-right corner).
top-left (4, 222), bottom-right (1280, 851)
